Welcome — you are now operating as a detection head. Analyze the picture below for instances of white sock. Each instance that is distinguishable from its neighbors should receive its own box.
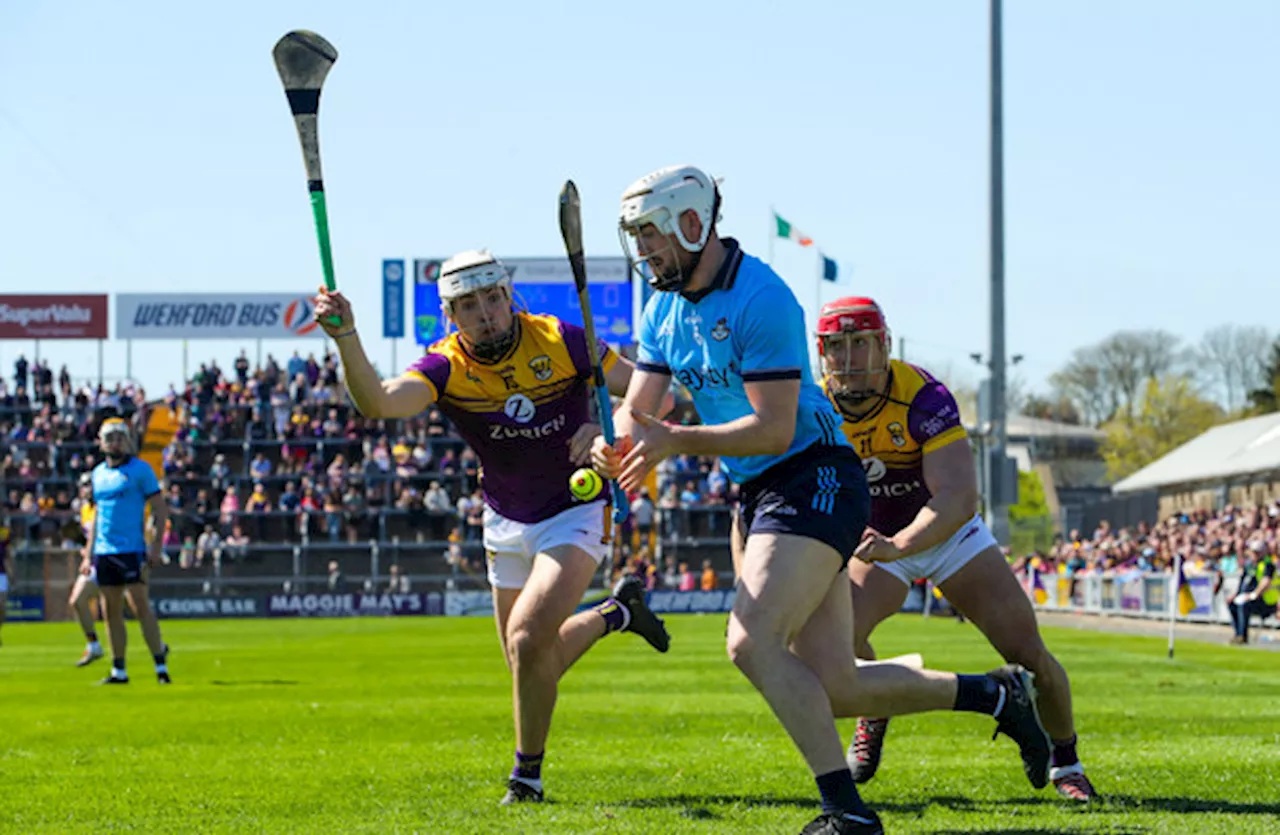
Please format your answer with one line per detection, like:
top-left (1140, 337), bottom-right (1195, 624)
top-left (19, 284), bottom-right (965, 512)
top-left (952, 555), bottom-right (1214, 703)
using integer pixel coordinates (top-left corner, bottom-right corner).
top-left (992, 685), bottom-right (1007, 717)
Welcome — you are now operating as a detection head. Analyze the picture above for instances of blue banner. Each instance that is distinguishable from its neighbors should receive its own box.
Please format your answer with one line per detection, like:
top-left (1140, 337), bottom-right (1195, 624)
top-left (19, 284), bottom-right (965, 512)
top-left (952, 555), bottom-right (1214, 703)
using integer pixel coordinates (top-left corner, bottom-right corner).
top-left (5, 595), bottom-right (44, 622)
top-left (412, 257), bottom-right (633, 346)
top-left (382, 259), bottom-right (405, 339)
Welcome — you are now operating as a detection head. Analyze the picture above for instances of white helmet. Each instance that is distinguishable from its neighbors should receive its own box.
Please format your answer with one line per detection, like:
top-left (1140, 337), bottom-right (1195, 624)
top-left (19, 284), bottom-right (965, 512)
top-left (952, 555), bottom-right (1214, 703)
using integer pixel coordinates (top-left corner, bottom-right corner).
top-left (618, 165), bottom-right (721, 291)
top-left (436, 249), bottom-right (512, 305)
top-left (98, 417), bottom-right (136, 456)
top-left (434, 249), bottom-right (518, 360)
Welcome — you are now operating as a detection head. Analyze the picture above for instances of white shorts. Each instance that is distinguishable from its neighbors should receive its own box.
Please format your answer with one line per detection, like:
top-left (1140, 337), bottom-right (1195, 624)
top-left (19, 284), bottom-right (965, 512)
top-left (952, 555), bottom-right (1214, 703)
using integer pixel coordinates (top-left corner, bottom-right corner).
top-left (484, 501), bottom-right (610, 590)
top-left (877, 513), bottom-right (997, 587)
top-left (0, 574), bottom-right (8, 594)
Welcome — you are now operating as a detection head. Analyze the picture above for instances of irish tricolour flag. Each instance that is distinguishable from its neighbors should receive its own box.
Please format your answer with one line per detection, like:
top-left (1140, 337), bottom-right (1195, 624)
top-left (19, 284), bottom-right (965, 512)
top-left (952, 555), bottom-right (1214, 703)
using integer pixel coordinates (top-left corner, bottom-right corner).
top-left (774, 213), bottom-right (813, 247)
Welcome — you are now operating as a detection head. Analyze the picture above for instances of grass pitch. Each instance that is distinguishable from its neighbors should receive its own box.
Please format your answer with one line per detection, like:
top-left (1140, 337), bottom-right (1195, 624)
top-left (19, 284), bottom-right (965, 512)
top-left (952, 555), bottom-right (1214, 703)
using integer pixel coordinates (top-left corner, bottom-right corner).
top-left (2, 613), bottom-right (1277, 834)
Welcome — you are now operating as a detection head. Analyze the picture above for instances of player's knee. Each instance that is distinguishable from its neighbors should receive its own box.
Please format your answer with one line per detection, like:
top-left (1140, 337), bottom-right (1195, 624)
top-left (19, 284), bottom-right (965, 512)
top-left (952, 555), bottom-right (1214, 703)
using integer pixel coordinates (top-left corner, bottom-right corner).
top-left (725, 627), bottom-right (757, 675)
top-left (505, 623), bottom-right (553, 669)
top-left (1003, 635), bottom-right (1057, 680)
top-left (725, 617), bottom-right (782, 677)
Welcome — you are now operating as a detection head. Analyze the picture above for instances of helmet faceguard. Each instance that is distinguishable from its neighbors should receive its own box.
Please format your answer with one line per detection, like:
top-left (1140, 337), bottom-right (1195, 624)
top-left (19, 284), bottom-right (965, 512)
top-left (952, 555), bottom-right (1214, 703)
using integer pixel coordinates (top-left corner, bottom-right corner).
top-left (618, 165), bottom-right (720, 292)
top-left (816, 297), bottom-right (892, 408)
top-left (436, 250), bottom-right (519, 362)
top-left (98, 417), bottom-right (136, 460)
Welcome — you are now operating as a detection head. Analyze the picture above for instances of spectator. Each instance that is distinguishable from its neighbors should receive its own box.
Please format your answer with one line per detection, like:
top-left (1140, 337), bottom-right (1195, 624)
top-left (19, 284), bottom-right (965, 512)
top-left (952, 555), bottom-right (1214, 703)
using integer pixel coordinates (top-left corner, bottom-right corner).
top-left (245, 483), bottom-right (272, 513)
top-left (678, 561), bottom-right (696, 592)
top-left (661, 557), bottom-right (678, 589)
top-left (385, 564), bottom-right (410, 594)
top-left (278, 481), bottom-right (300, 513)
top-left (245, 407), bottom-right (270, 441)
top-left (700, 559), bottom-right (718, 591)
top-left (342, 482), bottom-right (366, 543)
top-left (223, 523), bottom-right (250, 560)
top-left (195, 524), bottom-right (222, 566)
top-left (1228, 543), bottom-right (1277, 644)
top-left (249, 452), bottom-right (273, 482)
top-left (166, 483), bottom-right (185, 514)
top-left (209, 453), bottom-right (231, 491)
top-left (287, 350), bottom-right (306, 384)
top-left (323, 491), bottom-right (342, 542)
top-left (322, 408), bottom-right (343, 438)
top-left (462, 488), bottom-right (484, 541)
top-left (326, 559), bottom-right (343, 591)
top-left (411, 439), bottom-right (433, 471)
top-left (234, 349), bottom-right (250, 386)
top-left (630, 491), bottom-right (655, 543)
top-left (219, 486), bottom-right (240, 527)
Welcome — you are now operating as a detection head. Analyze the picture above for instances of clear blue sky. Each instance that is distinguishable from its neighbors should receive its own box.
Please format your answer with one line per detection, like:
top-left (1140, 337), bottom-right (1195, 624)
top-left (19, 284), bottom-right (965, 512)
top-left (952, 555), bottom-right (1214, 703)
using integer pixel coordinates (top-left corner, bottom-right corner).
top-left (2, 1), bottom-right (1276, 399)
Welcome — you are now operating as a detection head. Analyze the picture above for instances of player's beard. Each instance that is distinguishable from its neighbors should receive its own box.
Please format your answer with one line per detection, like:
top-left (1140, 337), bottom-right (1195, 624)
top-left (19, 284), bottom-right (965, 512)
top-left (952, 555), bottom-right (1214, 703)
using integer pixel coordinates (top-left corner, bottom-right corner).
top-left (655, 247), bottom-right (701, 292)
top-left (627, 233), bottom-right (695, 292)
top-left (828, 369), bottom-right (890, 416)
top-left (460, 313), bottom-right (518, 363)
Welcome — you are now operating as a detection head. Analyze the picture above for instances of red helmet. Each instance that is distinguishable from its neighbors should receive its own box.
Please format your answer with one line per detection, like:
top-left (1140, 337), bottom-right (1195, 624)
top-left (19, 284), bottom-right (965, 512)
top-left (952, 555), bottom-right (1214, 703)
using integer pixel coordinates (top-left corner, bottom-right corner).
top-left (816, 296), bottom-right (892, 404)
top-left (815, 296), bottom-right (891, 354)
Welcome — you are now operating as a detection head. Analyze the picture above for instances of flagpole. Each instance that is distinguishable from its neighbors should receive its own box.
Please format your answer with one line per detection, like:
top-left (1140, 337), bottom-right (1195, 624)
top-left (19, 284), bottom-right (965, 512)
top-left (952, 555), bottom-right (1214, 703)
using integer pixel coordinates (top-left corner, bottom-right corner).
top-left (814, 253), bottom-right (823, 332)
top-left (1168, 553), bottom-right (1181, 659)
top-left (768, 206), bottom-right (775, 265)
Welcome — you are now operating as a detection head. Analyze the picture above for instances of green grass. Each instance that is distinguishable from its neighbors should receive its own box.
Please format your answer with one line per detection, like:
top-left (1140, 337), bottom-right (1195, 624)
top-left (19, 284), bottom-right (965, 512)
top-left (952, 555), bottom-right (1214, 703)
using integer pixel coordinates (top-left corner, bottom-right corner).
top-left (2, 614), bottom-right (1277, 834)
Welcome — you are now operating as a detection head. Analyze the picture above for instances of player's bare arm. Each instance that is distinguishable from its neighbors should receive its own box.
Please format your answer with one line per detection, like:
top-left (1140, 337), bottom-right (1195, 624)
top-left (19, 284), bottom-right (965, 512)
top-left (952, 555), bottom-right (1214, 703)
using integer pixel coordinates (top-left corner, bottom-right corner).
top-left (889, 438), bottom-right (981, 557)
top-left (314, 287), bottom-right (437, 418)
top-left (854, 439), bottom-right (980, 565)
top-left (612, 377), bottom-right (799, 493)
top-left (147, 492), bottom-right (169, 564)
top-left (668, 377), bottom-right (798, 456)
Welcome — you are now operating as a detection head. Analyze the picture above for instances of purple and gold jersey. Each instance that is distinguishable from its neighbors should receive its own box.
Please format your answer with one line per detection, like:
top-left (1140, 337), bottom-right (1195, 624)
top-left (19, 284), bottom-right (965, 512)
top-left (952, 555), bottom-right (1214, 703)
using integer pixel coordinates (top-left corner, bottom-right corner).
top-left (822, 360), bottom-right (966, 536)
top-left (407, 313), bottom-right (619, 524)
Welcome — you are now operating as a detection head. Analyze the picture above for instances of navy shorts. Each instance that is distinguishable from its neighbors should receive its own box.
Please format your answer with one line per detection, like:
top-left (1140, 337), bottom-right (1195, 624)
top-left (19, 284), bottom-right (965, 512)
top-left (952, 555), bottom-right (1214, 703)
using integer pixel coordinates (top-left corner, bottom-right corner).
top-left (95, 552), bottom-right (146, 587)
top-left (736, 443), bottom-right (870, 568)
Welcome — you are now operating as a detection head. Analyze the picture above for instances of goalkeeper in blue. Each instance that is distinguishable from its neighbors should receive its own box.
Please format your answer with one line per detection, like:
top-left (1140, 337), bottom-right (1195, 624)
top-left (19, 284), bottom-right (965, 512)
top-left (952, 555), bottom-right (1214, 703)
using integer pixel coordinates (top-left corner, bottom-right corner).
top-left (593, 165), bottom-right (1053, 835)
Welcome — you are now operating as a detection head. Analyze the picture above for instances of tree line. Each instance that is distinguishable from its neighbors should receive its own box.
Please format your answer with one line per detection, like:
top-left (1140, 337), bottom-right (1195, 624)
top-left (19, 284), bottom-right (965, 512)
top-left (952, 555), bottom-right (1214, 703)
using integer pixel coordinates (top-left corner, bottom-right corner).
top-left (1016, 326), bottom-right (1280, 481)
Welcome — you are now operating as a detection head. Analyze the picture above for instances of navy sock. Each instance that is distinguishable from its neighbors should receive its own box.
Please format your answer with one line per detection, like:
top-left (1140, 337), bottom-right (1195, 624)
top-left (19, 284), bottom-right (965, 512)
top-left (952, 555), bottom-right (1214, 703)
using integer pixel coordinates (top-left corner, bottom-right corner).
top-left (593, 597), bottom-right (629, 634)
top-left (512, 750), bottom-right (543, 782)
top-left (815, 768), bottom-right (870, 817)
top-left (954, 674), bottom-right (1002, 715)
top-left (153, 653), bottom-right (167, 667)
top-left (86, 630), bottom-right (97, 642)
top-left (112, 659), bottom-right (126, 677)
top-left (1052, 735), bottom-right (1078, 768)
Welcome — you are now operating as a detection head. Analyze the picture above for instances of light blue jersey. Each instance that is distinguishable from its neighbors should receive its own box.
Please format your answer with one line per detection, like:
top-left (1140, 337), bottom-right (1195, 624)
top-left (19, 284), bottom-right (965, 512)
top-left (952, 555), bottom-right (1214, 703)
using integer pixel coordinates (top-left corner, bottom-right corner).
top-left (91, 457), bottom-right (160, 556)
top-left (636, 239), bottom-right (848, 483)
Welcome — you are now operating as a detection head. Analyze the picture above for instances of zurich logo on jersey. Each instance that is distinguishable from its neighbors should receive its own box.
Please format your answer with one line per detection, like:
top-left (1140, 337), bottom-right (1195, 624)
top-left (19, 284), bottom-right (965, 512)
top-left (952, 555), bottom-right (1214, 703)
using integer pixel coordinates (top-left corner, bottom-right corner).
top-left (283, 298), bottom-right (320, 336)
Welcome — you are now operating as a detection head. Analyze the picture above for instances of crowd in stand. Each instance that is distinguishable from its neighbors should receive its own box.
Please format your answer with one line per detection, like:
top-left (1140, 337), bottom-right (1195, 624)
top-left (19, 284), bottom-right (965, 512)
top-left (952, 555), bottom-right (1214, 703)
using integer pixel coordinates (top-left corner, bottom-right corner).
top-left (0, 352), bottom-right (736, 559)
top-left (5, 348), bottom-right (1276, 628)
top-left (1021, 501), bottom-right (1280, 579)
